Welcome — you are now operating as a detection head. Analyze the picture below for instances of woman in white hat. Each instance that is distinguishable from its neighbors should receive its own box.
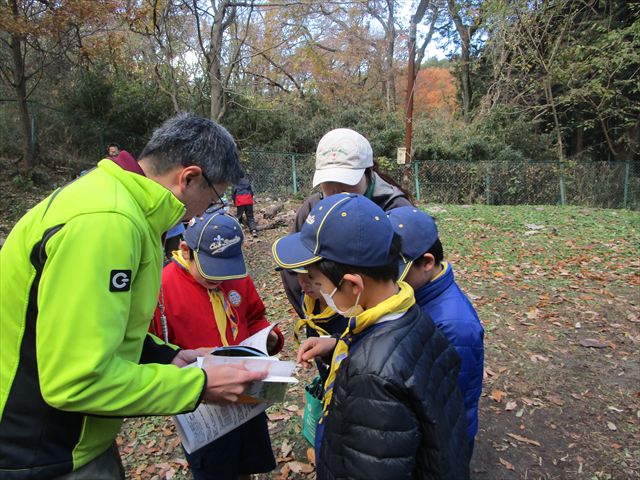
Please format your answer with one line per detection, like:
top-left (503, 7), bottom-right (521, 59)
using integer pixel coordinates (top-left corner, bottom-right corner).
top-left (282, 128), bottom-right (413, 316)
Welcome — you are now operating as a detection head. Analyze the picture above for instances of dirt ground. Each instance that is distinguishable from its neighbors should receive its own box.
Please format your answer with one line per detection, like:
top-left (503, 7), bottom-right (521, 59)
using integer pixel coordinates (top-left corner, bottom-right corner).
top-left (1, 163), bottom-right (638, 480)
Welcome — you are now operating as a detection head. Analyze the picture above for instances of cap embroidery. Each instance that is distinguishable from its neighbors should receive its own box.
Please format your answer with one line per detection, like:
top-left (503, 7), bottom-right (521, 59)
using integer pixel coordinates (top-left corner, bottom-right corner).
top-left (209, 234), bottom-right (241, 253)
top-left (306, 214), bottom-right (316, 225)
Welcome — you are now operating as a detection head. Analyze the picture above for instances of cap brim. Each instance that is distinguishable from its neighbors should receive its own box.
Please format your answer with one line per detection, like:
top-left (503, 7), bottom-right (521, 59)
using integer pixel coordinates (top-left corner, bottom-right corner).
top-left (274, 266), bottom-right (309, 273)
top-left (312, 168), bottom-right (365, 187)
top-left (272, 234), bottom-right (322, 269)
top-left (194, 251), bottom-right (247, 280)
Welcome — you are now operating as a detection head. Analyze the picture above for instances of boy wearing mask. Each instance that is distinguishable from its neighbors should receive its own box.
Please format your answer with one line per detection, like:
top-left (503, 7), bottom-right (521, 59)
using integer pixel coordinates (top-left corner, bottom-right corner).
top-left (272, 193), bottom-right (469, 480)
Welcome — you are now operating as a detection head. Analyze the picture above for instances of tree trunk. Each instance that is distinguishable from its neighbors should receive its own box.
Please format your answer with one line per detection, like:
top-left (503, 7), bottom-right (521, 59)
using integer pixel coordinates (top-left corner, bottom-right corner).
top-left (384, 49), bottom-right (396, 112)
top-left (208, 0), bottom-right (230, 121)
top-left (459, 41), bottom-right (472, 123)
top-left (384, 1), bottom-right (396, 113)
top-left (209, 52), bottom-right (224, 120)
top-left (545, 77), bottom-right (565, 162)
top-left (11, 33), bottom-right (34, 170)
top-left (574, 122), bottom-right (584, 156)
top-left (447, 0), bottom-right (479, 123)
top-left (614, 119), bottom-right (640, 162)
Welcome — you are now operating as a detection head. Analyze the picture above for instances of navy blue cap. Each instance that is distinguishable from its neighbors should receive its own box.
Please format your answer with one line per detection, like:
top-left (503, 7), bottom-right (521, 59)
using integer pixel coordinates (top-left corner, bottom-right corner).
top-left (184, 212), bottom-right (247, 280)
top-left (387, 206), bottom-right (439, 280)
top-left (272, 193), bottom-right (396, 268)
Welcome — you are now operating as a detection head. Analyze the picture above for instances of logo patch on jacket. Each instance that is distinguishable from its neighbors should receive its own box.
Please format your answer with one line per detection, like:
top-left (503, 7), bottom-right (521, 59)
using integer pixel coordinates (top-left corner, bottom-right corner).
top-left (110, 270), bottom-right (131, 292)
top-left (228, 290), bottom-right (242, 306)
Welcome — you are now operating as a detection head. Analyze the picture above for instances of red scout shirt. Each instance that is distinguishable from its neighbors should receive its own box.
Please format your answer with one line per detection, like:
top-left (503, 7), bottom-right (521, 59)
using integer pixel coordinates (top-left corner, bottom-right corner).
top-left (151, 261), bottom-right (284, 351)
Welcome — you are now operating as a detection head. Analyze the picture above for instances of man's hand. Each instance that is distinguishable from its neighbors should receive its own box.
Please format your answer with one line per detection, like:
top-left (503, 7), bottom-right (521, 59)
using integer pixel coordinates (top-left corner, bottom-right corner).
top-left (201, 364), bottom-right (267, 404)
top-left (171, 347), bottom-right (214, 367)
top-left (297, 337), bottom-right (337, 368)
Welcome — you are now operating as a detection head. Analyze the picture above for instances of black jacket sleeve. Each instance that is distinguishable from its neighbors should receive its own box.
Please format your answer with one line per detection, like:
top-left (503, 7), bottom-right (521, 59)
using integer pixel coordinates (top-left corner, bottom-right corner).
top-left (139, 334), bottom-right (180, 365)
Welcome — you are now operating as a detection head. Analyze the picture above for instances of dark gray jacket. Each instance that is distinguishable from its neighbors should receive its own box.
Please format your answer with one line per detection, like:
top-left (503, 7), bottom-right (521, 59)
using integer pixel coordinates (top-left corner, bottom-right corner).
top-left (318, 305), bottom-right (470, 480)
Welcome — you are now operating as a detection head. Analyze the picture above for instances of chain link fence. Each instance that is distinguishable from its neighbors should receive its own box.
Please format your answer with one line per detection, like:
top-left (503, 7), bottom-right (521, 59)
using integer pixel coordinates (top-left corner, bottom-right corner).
top-left (243, 152), bottom-right (639, 210)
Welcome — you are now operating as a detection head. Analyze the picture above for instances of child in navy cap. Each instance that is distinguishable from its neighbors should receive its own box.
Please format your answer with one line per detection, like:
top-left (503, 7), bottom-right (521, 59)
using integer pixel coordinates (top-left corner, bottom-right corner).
top-left (151, 211), bottom-right (283, 480)
top-left (388, 206), bottom-right (484, 456)
top-left (272, 193), bottom-right (470, 480)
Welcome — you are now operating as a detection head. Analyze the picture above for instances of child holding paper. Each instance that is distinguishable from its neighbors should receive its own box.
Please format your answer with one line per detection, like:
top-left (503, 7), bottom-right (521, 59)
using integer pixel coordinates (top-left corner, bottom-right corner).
top-left (151, 211), bottom-right (283, 480)
top-left (291, 267), bottom-right (348, 381)
top-left (272, 193), bottom-right (470, 479)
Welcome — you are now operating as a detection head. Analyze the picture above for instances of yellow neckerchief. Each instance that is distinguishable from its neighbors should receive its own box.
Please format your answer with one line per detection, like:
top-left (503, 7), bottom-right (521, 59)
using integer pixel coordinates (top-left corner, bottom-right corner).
top-left (430, 260), bottom-right (449, 283)
top-left (294, 295), bottom-right (336, 343)
top-left (321, 281), bottom-right (415, 420)
top-left (171, 250), bottom-right (239, 345)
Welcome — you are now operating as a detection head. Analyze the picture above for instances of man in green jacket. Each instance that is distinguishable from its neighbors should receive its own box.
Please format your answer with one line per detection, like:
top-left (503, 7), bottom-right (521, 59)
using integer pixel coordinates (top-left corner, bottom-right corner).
top-left (0, 113), bottom-right (266, 479)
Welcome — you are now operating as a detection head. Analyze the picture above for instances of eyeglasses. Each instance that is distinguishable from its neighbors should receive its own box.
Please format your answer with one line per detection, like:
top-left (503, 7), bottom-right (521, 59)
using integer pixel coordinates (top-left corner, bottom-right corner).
top-left (201, 170), bottom-right (226, 214)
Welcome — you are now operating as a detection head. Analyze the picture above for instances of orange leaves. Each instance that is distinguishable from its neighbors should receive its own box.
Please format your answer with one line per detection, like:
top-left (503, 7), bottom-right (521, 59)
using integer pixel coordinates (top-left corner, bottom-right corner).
top-left (490, 389), bottom-right (506, 403)
top-left (499, 457), bottom-right (515, 470)
top-left (413, 67), bottom-right (457, 117)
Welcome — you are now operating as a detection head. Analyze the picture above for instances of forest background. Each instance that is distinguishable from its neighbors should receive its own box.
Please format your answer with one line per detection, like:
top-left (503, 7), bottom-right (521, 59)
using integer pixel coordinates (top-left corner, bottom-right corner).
top-left (1, 0), bottom-right (638, 180)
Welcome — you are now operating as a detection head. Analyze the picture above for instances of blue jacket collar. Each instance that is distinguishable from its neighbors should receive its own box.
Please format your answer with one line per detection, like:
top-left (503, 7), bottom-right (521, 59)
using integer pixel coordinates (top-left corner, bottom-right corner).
top-left (414, 263), bottom-right (455, 304)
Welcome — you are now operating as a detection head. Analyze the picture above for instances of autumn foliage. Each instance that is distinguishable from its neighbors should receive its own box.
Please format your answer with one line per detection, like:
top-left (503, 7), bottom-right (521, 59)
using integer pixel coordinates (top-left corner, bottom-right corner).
top-left (413, 67), bottom-right (457, 118)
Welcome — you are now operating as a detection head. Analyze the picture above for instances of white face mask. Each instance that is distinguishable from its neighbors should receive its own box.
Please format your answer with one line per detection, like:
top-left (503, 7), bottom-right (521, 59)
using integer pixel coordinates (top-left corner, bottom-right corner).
top-left (320, 281), bottom-right (363, 317)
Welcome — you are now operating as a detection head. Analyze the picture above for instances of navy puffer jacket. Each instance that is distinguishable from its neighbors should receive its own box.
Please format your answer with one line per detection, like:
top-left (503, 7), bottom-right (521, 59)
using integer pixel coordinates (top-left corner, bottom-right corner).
top-left (318, 305), bottom-right (470, 480)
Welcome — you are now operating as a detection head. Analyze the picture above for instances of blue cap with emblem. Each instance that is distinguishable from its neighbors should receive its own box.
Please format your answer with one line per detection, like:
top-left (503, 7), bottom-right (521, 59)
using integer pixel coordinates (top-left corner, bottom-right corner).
top-left (184, 212), bottom-right (247, 280)
top-left (272, 193), bottom-right (397, 269)
top-left (387, 206), bottom-right (439, 281)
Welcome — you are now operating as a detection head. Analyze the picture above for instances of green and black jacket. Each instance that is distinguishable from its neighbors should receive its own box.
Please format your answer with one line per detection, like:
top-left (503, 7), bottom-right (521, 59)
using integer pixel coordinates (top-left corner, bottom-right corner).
top-left (0, 160), bottom-right (205, 479)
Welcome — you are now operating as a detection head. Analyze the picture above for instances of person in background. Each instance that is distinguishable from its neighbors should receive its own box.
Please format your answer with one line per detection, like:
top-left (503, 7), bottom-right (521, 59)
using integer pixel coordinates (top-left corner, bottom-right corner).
top-left (388, 206), bottom-right (484, 455)
top-left (280, 128), bottom-right (412, 318)
top-left (151, 211), bottom-right (283, 479)
top-left (163, 222), bottom-right (186, 262)
top-left (232, 176), bottom-right (258, 237)
top-left (106, 142), bottom-right (138, 172)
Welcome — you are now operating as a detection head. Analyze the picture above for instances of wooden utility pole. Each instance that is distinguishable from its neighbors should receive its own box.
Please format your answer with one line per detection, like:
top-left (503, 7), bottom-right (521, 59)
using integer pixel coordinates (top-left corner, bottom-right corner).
top-left (403, 1), bottom-right (430, 191)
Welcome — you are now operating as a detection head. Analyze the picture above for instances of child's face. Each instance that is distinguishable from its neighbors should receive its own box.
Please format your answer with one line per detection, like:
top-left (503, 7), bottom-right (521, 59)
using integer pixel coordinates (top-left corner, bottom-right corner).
top-left (297, 272), bottom-right (321, 300)
top-left (403, 254), bottom-right (437, 290)
top-left (320, 175), bottom-right (367, 197)
top-left (307, 265), bottom-right (356, 313)
top-left (180, 241), bottom-right (222, 290)
top-left (188, 262), bottom-right (222, 290)
top-left (403, 264), bottom-right (425, 290)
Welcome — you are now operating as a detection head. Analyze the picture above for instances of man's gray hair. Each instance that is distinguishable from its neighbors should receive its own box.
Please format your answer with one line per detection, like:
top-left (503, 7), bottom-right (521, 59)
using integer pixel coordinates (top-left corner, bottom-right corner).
top-left (139, 113), bottom-right (243, 184)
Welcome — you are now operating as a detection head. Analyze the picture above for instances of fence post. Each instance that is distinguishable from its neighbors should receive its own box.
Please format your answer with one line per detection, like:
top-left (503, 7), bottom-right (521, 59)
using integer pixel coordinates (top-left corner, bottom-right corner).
top-left (291, 154), bottom-right (298, 195)
top-left (623, 160), bottom-right (630, 209)
top-left (413, 159), bottom-right (421, 201)
top-left (558, 160), bottom-right (566, 206)
top-left (485, 163), bottom-right (491, 205)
